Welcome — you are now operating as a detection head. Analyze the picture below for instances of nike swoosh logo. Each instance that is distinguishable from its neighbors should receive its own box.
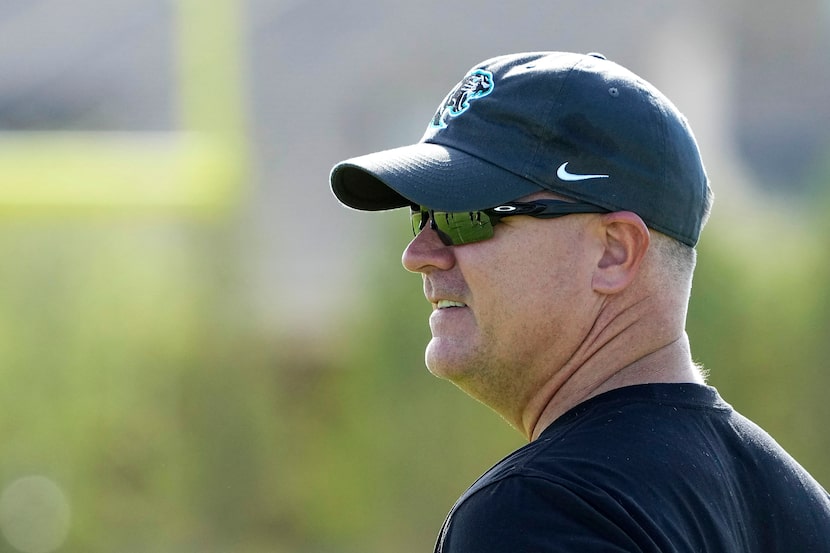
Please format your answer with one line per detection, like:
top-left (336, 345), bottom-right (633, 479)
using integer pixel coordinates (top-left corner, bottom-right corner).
top-left (557, 162), bottom-right (609, 182)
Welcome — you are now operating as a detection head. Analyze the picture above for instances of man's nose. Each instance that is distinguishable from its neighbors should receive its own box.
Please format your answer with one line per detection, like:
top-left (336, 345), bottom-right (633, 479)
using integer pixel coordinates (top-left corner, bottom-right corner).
top-left (401, 224), bottom-right (456, 274)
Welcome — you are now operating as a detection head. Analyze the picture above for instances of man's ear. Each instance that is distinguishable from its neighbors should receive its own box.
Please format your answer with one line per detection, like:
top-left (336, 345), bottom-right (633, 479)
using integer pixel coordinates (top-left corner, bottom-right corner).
top-left (591, 211), bottom-right (650, 294)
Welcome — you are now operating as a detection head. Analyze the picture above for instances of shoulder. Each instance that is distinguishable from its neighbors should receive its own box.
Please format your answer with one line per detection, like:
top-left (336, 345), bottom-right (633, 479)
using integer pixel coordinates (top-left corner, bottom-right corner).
top-left (438, 384), bottom-right (830, 552)
top-left (439, 472), bottom-right (647, 552)
top-left (437, 385), bottom-right (731, 552)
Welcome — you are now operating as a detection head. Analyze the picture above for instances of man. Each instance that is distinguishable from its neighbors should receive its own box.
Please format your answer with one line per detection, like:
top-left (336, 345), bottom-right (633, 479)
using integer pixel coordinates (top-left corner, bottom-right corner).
top-left (329, 52), bottom-right (830, 551)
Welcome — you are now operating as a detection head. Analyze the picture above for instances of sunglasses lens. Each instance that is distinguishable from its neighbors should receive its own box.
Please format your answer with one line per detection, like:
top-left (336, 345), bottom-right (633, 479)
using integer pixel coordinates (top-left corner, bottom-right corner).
top-left (434, 211), bottom-right (494, 245)
top-left (411, 209), bottom-right (494, 245)
top-left (411, 209), bottom-right (428, 236)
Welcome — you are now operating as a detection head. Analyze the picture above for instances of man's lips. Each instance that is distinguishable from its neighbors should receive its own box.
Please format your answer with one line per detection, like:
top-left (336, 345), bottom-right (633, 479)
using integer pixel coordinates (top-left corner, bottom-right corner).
top-left (424, 278), bottom-right (468, 310)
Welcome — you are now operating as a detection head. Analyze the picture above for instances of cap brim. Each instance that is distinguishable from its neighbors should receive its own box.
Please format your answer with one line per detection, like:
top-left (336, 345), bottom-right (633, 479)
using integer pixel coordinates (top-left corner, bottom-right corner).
top-left (330, 142), bottom-right (543, 212)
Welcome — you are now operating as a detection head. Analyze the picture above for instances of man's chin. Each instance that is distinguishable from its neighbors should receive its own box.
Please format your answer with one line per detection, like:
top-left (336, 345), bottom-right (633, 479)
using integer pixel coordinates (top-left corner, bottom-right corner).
top-left (424, 338), bottom-right (478, 381)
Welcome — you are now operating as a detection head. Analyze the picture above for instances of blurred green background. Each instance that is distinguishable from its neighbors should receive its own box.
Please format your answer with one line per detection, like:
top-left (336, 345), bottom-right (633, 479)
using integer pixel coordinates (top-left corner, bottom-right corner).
top-left (1, 1), bottom-right (829, 552)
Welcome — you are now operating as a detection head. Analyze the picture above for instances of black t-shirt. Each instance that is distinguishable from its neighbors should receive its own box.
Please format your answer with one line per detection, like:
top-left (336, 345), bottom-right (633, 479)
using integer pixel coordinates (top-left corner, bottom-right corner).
top-left (435, 384), bottom-right (830, 552)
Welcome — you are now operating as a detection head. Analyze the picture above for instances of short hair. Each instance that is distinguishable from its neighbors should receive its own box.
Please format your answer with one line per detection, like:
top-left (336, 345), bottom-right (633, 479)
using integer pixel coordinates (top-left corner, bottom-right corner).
top-left (649, 230), bottom-right (697, 283)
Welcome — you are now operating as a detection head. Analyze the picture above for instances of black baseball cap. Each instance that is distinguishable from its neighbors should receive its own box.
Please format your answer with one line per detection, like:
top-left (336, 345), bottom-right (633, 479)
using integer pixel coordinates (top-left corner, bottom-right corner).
top-left (330, 51), bottom-right (712, 246)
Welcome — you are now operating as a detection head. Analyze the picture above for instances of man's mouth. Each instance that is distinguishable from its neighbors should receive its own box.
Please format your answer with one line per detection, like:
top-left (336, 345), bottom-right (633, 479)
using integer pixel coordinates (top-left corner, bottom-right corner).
top-left (436, 300), bottom-right (467, 309)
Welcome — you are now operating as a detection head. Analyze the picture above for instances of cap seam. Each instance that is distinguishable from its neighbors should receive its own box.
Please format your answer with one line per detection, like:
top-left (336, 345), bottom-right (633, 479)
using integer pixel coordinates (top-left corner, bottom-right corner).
top-left (524, 57), bottom-right (582, 182)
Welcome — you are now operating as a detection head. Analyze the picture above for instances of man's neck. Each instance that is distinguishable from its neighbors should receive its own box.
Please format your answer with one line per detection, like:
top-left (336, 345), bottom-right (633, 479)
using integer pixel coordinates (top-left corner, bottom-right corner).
top-left (523, 333), bottom-right (703, 441)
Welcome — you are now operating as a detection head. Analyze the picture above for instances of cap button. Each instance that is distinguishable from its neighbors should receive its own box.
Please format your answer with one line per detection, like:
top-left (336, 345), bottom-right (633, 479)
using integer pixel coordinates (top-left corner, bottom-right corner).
top-left (586, 52), bottom-right (607, 60)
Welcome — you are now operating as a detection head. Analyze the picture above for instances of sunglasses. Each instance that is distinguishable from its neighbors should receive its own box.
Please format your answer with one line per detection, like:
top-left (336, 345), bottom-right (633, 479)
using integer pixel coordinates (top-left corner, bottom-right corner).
top-left (411, 199), bottom-right (610, 246)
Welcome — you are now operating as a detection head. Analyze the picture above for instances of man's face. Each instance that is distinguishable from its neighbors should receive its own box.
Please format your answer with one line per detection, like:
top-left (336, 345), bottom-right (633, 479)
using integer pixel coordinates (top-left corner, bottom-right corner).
top-left (401, 193), bottom-right (605, 420)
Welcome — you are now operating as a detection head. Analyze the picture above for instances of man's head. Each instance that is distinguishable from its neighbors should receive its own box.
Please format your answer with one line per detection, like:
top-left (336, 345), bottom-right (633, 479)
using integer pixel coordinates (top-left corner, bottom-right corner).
top-left (330, 52), bottom-right (712, 435)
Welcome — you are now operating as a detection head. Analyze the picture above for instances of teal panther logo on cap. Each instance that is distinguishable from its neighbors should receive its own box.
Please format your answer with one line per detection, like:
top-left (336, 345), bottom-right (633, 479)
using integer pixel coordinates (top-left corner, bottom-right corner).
top-left (430, 69), bottom-right (493, 129)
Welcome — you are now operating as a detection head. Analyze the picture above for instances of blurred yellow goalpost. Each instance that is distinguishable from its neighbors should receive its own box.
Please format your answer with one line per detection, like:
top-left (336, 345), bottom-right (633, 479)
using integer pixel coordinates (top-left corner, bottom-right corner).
top-left (0, 0), bottom-right (247, 216)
